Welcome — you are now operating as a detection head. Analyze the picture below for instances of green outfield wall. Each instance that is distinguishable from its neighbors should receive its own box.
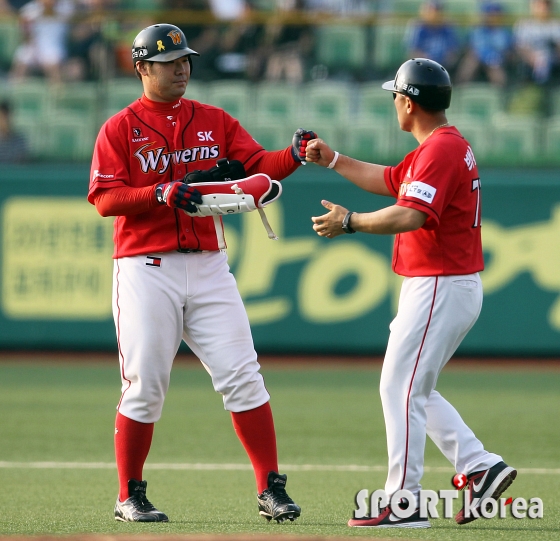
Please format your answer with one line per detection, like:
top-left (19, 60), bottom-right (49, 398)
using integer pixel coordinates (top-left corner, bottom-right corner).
top-left (1, 165), bottom-right (559, 356)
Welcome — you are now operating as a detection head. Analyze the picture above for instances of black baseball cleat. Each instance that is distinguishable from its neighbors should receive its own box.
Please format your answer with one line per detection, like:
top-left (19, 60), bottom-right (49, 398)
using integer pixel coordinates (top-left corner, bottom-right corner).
top-left (257, 471), bottom-right (301, 523)
top-left (455, 461), bottom-right (517, 525)
top-left (348, 505), bottom-right (431, 528)
top-left (114, 479), bottom-right (169, 522)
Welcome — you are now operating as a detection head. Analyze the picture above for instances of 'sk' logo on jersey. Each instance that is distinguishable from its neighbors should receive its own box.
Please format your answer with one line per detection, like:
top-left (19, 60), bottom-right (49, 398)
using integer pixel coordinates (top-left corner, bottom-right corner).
top-left (167, 30), bottom-right (182, 45)
top-left (134, 143), bottom-right (220, 174)
top-left (133, 128), bottom-right (142, 137)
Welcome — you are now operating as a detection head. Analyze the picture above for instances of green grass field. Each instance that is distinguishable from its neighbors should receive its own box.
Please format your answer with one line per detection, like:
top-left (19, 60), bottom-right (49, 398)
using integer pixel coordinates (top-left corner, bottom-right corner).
top-left (0, 358), bottom-right (558, 540)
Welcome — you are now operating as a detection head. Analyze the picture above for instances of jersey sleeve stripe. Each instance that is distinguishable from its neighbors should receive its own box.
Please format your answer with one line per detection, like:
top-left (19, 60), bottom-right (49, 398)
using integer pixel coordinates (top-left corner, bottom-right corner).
top-left (397, 198), bottom-right (441, 221)
top-left (243, 147), bottom-right (267, 167)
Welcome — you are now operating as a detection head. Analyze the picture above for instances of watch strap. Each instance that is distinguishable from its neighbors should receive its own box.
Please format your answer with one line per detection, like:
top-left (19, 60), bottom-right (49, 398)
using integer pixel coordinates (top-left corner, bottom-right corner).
top-left (342, 211), bottom-right (356, 234)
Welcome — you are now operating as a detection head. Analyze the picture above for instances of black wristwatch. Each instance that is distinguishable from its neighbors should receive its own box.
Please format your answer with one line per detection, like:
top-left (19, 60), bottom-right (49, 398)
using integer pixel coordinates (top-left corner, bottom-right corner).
top-left (342, 211), bottom-right (356, 234)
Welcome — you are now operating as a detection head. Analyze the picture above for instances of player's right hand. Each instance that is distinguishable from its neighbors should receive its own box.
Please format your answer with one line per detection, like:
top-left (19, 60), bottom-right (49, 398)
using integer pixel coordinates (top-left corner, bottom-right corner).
top-left (305, 139), bottom-right (336, 168)
top-left (291, 128), bottom-right (318, 165)
top-left (155, 181), bottom-right (203, 212)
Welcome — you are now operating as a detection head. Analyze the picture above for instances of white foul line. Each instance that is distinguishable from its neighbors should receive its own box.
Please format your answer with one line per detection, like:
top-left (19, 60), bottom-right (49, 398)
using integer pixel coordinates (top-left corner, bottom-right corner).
top-left (0, 462), bottom-right (558, 475)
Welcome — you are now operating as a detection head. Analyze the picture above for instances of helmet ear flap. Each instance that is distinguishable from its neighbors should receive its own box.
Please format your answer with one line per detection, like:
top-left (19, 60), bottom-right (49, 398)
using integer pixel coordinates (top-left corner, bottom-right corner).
top-left (188, 55), bottom-right (193, 75)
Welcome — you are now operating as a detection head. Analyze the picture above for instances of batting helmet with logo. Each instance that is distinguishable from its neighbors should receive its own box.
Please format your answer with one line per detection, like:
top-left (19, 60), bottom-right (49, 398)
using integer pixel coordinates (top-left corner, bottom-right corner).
top-left (382, 58), bottom-right (452, 111)
top-left (132, 23), bottom-right (199, 66)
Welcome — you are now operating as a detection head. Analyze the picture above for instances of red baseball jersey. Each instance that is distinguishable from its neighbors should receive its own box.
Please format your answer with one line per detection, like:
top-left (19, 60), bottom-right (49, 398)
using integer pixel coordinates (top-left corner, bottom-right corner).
top-left (384, 126), bottom-right (484, 277)
top-left (89, 95), bottom-right (288, 257)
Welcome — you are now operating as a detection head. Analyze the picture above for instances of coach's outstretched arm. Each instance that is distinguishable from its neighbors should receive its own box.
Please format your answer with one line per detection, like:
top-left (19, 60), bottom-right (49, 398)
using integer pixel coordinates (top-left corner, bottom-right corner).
top-left (306, 138), bottom-right (391, 197)
top-left (311, 200), bottom-right (426, 239)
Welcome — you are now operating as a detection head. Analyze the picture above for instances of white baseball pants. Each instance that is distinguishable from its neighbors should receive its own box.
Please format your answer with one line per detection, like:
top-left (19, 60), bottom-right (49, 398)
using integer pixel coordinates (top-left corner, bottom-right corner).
top-left (380, 273), bottom-right (503, 499)
top-left (112, 250), bottom-right (270, 423)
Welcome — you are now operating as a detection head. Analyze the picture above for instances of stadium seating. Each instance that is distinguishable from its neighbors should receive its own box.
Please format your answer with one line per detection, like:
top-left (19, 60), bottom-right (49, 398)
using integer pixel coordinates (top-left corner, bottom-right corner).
top-left (184, 80), bottom-right (206, 103)
top-left (392, 128), bottom-right (419, 157)
top-left (253, 82), bottom-right (300, 123)
top-left (105, 78), bottom-right (142, 119)
top-left (244, 117), bottom-right (294, 151)
top-left (498, 0), bottom-right (532, 15)
top-left (47, 82), bottom-right (99, 126)
top-left (0, 20), bottom-right (21, 72)
top-left (447, 114), bottom-right (494, 160)
top-left (551, 87), bottom-right (560, 117)
top-left (0, 73), bottom-right (557, 165)
top-left (39, 114), bottom-right (97, 161)
top-left (392, 0), bottom-right (424, 15)
top-left (453, 83), bottom-right (505, 119)
top-left (372, 25), bottom-right (408, 72)
top-left (340, 117), bottom-right (395, 162)
top-left (299, 81), bottom-right (354, 123)
top-left (490, 113), bottom-right (541, 162)
top-left (9, 80), bottom-right (50, 123)
top-left (12, 115), bottom-right (47, 158)
top-left (358, 82), bottom-right (396, 120)
top-left (315, 25), bottom-right (368, 73)
top-left (544, 116), bottom-right (560, 161)
top-left (445, 0), bottom-right (480, 15)
top-left (206, 80), bottom-right (253, 125)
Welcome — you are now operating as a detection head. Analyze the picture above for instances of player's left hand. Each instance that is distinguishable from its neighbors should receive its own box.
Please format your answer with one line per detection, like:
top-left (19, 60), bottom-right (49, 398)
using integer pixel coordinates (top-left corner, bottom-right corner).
top-left (291, 128), bottom-right (318, 165)
top-left (156, 181), bottom-right (203, 212)
top-left (311, 200), bottom-right (348, 238)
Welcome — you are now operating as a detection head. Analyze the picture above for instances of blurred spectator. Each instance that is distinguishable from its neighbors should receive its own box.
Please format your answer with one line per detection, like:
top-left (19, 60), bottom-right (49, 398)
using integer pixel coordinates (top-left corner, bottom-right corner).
top-left (456, 2), bottom-right (513, 87)
top-left (65, 0), bottom-right (116, 81)
top-left (263, 0), bottom-right (314, 83)
top-left (2, 0), bottom-right (31, 11)
top-left (214, 3), bottom-right (264, 79)
top-left (9, 0), bottom-right (74, 84)
top-left (404, 0), bottom-right (460, 70)
top-left (305, 0), bottom-right (371, 15)
top-left (0, 101), bottom-right (30, 163)
top-left (174, 1), bottom-right (221, 80)
top-left (514, 0), bottom-right (560, 84)
top-left (208, 0), bottom-right (245, 20)
top-left (187, 1), bottom-right (266, 80)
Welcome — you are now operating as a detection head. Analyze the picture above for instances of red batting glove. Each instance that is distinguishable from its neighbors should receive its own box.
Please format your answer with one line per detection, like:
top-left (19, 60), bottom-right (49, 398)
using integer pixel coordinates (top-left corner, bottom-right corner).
top-left (291, 128), bottom-right (318, 165)
top-left (155, 181), bottom-right (203, 212)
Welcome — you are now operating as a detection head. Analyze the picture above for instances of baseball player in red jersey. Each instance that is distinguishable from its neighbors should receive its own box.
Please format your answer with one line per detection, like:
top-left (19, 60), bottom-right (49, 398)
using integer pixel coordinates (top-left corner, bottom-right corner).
top-left (88, 23), bottom-right (316, 523)
top-left (305, 59), bottom-right (517, 528)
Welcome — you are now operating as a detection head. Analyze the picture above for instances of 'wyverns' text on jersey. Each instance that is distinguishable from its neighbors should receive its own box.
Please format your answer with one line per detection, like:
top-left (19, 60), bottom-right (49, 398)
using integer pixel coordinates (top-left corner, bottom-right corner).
top-left (134, 143), bottom-right (220, 174)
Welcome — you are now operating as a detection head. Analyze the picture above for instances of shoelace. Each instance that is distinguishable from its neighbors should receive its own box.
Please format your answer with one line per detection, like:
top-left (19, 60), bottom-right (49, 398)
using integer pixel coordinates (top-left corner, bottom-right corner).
top-left (269, 486), bottom-right (293, 505)
top-left (130, 493), bottom-right (157, 512)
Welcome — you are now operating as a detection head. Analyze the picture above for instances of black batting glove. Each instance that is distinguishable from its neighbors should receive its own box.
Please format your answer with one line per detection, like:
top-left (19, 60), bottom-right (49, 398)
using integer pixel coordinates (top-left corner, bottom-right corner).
top-left (184, 169), bottom-right (213, 184)
top-left (184, 158), bottom-right (247, 184)
top-left (291, 128), bottom-right (318, 165)
top-left (155, 181), bottom-right (203, 212)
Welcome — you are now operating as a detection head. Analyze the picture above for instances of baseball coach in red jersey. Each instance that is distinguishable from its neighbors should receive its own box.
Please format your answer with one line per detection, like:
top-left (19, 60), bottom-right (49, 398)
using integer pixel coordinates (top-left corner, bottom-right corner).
top-left (88, 23), bottom-right (315, 523)
top-left (305, 58), bottom-right (517, 529)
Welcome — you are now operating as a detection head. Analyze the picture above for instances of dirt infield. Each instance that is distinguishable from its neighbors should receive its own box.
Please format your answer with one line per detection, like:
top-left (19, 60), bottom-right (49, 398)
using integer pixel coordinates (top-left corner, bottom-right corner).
top-left (0, 537), bottom-right (399, 541)
top-left (0, 351), bottom-right (559, 371)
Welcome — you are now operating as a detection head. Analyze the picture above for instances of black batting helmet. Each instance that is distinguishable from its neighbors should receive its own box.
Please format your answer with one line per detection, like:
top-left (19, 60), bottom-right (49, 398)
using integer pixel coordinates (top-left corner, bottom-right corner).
top-left (382, 58), bottom-right (452, 111)
top-left (132, 23), bottom-right (199, 66)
